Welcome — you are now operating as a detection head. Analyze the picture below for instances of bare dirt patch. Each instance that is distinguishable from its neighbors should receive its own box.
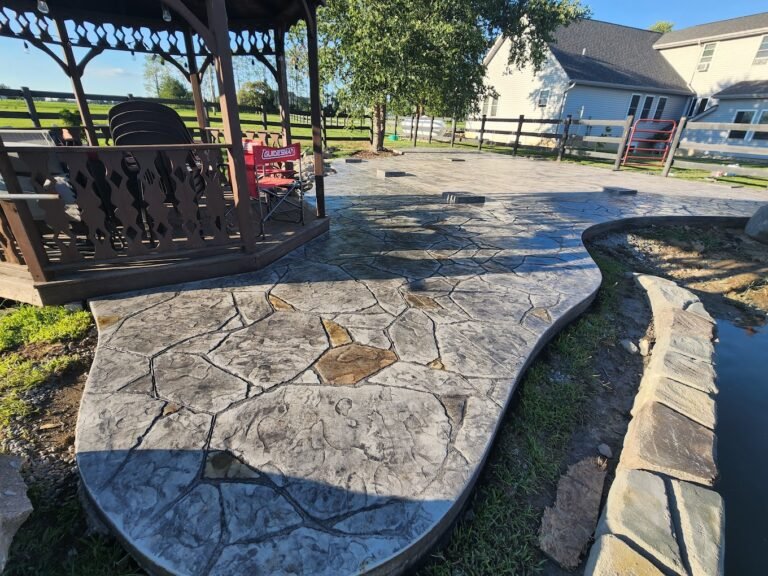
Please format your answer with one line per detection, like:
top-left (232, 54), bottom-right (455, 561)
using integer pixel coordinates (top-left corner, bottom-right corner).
top-left (349, 148), bottom-right (399, 159)
top-left (591, 223), bottom-right (768, 324)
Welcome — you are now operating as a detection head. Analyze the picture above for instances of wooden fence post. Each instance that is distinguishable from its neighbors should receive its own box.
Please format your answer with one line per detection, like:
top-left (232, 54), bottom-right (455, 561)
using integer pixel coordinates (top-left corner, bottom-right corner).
top-left (613, 115), bottom-right (634, 171)
top-left (662, 116), bottom-right (687, 177)
top-left (394, 115), bottom-right (398, 137)
top-left (322, 113), bottom-right (328, 148)
top-left (21, 87), bottom-right (41, 128)
top-left (478, 114), bottom-right (487, 151)
top-left (513, 114), bottom-right (525, 156)
top-left (413, 107), bottom-right (421, 147)
top-left (557, 115), bottom-right (572, 161)
top-left (428, 116), bottom-right (434, 144)
top-left (0, 136), bottom-right (49, 281)
top-left (450, 118), bottom-right (457, 148)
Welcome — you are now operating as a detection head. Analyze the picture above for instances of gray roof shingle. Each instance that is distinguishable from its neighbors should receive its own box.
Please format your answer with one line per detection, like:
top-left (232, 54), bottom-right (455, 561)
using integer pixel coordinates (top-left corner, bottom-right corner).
top-left (713, 80), bottom-right (768, 99)
top-left (655, 12), bottom-right (768, 48)
top-left (548, 20), bottom-right (692, 94)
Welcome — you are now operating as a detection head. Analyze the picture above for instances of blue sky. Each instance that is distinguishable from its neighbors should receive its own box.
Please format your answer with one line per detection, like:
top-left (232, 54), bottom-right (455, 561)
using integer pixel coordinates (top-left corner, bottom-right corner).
top-left (0, 0), bottom-right (765, 96)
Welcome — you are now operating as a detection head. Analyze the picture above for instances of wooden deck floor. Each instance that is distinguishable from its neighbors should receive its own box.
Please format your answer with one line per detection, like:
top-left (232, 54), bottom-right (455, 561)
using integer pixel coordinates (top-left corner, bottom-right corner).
top-left (0, 213), bottom-right (329, 305)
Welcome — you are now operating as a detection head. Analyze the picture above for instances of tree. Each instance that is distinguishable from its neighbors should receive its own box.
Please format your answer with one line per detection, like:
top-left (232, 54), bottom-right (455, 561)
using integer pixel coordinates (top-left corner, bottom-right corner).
top-left (142, 55), bottom-right (191, 99)
top-left (319, 0), bottom-right (589, 151)
top-left (649, 21), bottom-right (674, 33)
top-left (237, 80), bottom-right (279, 113)
top-left (157, 76), bottom-right (192, 100)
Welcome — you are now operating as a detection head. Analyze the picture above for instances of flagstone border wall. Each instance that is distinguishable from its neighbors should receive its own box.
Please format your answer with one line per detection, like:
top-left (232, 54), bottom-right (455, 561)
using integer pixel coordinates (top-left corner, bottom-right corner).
top-left (584, 274), bottom-right (724, 576)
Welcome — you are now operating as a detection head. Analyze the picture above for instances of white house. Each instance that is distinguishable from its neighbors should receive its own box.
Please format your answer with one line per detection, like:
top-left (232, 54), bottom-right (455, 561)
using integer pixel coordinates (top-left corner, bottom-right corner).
top-left (469, 12), bottom-right (768, 156)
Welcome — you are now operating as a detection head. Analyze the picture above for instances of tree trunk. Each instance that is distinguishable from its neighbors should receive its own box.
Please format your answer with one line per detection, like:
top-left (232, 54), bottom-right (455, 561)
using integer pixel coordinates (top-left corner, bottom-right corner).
top-left (372, 102), bottom-right (387, 152)
top-left (412, 104), bottom-right (421, 147)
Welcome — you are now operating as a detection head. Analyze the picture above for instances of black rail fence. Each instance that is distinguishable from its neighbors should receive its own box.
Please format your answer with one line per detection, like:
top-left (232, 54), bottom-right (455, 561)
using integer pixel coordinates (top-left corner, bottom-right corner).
top-left (0, 86), bottom-right (373, 145)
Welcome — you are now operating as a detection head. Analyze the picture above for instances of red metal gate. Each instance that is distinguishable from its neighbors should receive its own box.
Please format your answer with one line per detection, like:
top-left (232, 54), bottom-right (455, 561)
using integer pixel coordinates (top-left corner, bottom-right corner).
top-left (622, 119), bottom-right (677, 167)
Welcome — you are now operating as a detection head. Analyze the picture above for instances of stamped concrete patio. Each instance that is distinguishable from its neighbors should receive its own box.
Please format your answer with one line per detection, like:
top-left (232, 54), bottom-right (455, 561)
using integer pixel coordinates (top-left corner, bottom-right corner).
top-left (76, 151), bottom-right (766, 575)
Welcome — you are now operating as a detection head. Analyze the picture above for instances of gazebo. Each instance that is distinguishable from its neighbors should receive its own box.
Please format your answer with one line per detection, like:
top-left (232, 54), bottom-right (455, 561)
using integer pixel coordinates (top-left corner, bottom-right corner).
top-left (0, 0), bottom-right (328, 305)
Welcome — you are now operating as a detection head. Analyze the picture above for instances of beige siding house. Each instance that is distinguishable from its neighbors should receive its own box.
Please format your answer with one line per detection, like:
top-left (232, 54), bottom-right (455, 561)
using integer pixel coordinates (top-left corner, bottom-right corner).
top-left (469, 12), bottom-right (768, 157)
top-left (467, 19), bottom-right (693, 146)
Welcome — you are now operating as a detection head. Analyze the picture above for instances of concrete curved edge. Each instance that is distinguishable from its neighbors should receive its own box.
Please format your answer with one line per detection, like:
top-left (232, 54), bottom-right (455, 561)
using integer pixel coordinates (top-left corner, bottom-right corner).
top-left (73, 165), bottom-right (763, 576)
top-left (76, 267), bottom-right (602, 576)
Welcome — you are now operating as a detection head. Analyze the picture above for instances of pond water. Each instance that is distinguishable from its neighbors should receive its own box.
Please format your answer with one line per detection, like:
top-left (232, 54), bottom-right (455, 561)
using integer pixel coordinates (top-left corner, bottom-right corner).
top-left (714, 319), bottom-right (768, 575)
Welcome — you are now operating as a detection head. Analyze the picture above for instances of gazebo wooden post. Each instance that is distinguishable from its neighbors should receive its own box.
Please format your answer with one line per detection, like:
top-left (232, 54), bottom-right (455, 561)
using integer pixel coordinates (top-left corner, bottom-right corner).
top-left (205, 0), bottom-right (256, 252)
top-left (184, 29), bottom-right (209, 142)
top-left (305, 5), bottom-right (325, 218)
top-left (54, 19), bottom-right (98, 146)
top-left (275, 27), bottom-right (293, 145)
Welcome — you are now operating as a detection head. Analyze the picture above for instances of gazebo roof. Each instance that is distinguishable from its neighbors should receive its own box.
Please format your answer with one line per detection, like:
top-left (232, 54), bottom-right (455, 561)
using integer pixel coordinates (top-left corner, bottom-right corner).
top-left (29, 0), bottom-right (323, 31)
top-left (0, 0), bottom-right (324, 56)
top-left (2, 0), bottom-right (324, 32)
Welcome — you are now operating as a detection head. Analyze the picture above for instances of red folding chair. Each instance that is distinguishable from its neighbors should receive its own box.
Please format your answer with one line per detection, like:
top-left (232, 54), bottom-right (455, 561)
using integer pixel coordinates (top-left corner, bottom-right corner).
top-left (244, 143), bottom-right (306, 237)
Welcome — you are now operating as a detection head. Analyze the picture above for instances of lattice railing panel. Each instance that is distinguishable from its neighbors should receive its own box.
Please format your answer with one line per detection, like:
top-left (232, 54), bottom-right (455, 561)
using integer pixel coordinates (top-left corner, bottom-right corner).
top-left (12, 146), bottom-right (240, 267)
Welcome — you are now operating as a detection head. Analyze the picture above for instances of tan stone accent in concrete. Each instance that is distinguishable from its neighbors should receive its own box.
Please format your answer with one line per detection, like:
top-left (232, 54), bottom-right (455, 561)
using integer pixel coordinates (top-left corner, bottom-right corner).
top-left (621, 402), bottom-right (717, 486)
top-left (539, 458), bottom-right (606, 568)
top-left (315, 344), bottom-right (397, 385)
top-left (428, 358), bottom-right (445, 370)
top-left (321, 319), bottom-right (352, 347)
top-left (585, 535), bottom-right (664, 576)
top-left (268, 294), bottom-right (295, 311)
top-left (404, 293), bottom-right (441, 310)
top-left (95, 315), bottom-right (120, 329)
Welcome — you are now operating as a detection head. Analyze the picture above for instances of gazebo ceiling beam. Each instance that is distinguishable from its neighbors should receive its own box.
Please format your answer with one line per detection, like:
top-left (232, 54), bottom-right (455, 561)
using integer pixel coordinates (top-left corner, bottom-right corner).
top-left (76, 45), bottom-right (106, 76)
top-left (155, 52), bottom-right (190, 78)
top-left (22, 36), bottom-right (68, 73)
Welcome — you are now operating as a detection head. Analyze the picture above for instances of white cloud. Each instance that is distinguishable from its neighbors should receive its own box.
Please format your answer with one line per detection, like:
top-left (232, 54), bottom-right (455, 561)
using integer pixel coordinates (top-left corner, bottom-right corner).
top-left (89, 66), bottom-right (136, 78)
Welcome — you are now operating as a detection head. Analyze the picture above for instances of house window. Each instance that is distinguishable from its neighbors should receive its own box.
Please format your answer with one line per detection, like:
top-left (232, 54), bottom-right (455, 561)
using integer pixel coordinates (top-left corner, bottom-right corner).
top-left (627, 94), bottom-right (641, 117)
top-left (482, 97), bottom-right (490, 116)
top-left (490, 96), bottom-right (499, 116)
top-left (728, 110), bottom-right (755, 140)
top-left (754, 36), bottom-right (768, 65)
top-left (753, 110), bottom-right (768, 140)
top-left (640, 96), bottom-right (655, 119)
top-left (689, 97), bottom-right (709, 117)
top-left (538, 89), bottom-right (550, 108)
top-left (654, 97), bottom-right (668, 120)
top-left (697, 42), bottom-right (716, 71)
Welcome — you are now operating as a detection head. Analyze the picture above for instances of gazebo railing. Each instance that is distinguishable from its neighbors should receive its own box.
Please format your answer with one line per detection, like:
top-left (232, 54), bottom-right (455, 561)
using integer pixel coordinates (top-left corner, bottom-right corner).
top-left (0, 143), bottom-right (249, 281)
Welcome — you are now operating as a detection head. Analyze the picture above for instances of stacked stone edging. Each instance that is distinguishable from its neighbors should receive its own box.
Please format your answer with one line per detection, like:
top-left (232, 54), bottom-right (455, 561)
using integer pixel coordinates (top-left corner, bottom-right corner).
top-left (584, 275), bottom-right (724, 576)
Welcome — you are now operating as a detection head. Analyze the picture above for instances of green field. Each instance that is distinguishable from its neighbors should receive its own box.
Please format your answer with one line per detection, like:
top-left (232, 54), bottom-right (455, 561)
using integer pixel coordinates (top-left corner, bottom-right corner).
top-left (0, 98), bottom-right (372, 153)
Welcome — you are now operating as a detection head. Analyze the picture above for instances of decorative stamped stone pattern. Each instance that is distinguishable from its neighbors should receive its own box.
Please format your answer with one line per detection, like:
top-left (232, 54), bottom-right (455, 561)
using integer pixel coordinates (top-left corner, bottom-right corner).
top-left (210, 312), bottom-right (328, 388)
top-left (78, 155), bottom-right (764, 575)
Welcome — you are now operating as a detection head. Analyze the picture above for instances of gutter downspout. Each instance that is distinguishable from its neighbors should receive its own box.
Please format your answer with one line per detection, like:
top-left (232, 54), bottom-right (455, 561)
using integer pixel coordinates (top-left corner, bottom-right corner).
top-left (558, 82), bottom-right (576, 136)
